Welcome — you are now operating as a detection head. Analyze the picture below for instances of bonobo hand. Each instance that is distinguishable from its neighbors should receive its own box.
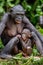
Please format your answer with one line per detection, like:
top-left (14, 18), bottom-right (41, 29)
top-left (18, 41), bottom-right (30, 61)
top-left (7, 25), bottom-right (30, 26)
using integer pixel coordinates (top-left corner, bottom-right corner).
top-left (16, 34), bottom-right (21, 39)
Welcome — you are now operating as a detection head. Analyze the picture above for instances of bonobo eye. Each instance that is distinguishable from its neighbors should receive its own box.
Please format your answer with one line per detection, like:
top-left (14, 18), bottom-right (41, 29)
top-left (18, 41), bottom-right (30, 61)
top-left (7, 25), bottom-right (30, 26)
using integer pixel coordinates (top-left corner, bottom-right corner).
top-left (15, 14), bottom-right (24, 18)
top-left (16, 13), bottom-right (24, 15)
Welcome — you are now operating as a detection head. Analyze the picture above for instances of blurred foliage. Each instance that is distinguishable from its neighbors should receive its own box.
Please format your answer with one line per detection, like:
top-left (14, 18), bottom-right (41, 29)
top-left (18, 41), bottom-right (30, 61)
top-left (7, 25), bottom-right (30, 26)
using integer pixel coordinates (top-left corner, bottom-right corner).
top-left (32, 45), bottom-right (40, 56)
top-left (36, 25), bottom-right (43, 35)
top-left (0, 53), bottom-right (43, 65)
top-left (0, 38), bottom-right (4, 49)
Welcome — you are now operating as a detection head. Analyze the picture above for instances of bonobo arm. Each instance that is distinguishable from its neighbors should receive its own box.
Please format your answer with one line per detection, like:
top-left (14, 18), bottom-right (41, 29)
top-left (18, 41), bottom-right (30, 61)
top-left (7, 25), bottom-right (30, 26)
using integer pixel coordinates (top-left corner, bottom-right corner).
top-left (31, 32), bottom-right (43, 55)
top-left (0, 13), bottom-right (9, 35)
top-left (0, 54), bottom-right (12, 59)
top-left (23, 16), bottom-right (43, 44)
top-left (26, 39), bottom-right (32, 47)
top-left (1, 36), bottom-right (19, 54)
top-left (20, 38), bottom-right (26, 49)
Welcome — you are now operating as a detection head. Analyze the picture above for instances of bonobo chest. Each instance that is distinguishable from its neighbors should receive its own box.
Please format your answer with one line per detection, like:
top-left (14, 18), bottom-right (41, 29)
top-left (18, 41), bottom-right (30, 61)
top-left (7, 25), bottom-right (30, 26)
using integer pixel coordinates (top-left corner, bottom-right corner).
top-left (16, 23), bottom-right (24, 34)
top-left (4, 22), bottom-right (24, 37)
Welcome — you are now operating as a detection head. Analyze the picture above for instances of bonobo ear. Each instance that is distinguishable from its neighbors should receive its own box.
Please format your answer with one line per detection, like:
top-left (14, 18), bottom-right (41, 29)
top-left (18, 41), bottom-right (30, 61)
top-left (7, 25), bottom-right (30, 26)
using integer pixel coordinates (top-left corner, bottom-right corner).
top-left (10, 8), bottom-right (13, 13)
top-left (10, 10), bottom-right (13, 13)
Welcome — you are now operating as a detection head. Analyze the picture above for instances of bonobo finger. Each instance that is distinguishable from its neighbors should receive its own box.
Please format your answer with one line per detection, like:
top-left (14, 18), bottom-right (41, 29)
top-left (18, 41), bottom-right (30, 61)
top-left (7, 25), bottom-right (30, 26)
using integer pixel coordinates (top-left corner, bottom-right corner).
top-left (16, 34), bottom-right (21, 38)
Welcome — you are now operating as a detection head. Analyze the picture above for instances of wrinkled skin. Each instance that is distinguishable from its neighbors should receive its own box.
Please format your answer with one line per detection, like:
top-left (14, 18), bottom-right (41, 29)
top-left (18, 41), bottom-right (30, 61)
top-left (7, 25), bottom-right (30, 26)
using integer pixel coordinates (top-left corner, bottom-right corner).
top-left (0, 5), bottom-right (43, 59)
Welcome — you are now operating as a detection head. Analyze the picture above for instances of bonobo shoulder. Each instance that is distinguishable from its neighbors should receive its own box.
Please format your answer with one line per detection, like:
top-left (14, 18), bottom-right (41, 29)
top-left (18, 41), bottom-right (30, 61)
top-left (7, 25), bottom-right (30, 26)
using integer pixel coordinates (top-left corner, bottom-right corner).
top-left (3, 13), bottom-right (8, 16)
top-left (1, 13), bottom-right (11, 24)
top-left (3, 13), bottom-right (11, 17)
top-left (23, 16), bottom-right (30, 24)
top-left (2, 13), bottom-right (9, 20)
top-left (0, 13), bottom-right (11, 35)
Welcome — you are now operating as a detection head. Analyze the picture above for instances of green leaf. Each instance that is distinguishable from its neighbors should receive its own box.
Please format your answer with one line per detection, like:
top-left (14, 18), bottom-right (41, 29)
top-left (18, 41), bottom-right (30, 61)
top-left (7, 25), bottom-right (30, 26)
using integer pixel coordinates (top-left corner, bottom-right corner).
top-left (0, 0), bottom-right (4, 6)
top-left (0, 7), bottom-right (4, 13)
top-left (7, 0), bottom-right (14, 7)
top-left (27, 5), bottom-right (32, 11)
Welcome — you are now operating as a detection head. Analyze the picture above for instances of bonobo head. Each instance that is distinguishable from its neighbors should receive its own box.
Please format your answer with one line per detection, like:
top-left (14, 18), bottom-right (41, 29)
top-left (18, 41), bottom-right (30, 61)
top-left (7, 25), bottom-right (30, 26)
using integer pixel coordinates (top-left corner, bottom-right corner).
top-left (22, 29), bottom-right (32, 41)
top-left (10, 5), bottom-right (25, 23)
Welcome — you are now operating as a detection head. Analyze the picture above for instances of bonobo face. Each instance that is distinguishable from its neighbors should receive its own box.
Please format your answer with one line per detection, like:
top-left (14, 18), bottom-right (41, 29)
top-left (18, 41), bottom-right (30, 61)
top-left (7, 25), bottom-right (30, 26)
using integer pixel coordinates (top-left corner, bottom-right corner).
top-left (10, 5), bottom-right (25, 23)
top-left (22, 33), bottom-right (27, 41)
top-left (15, 14), bottom-right (24, 24)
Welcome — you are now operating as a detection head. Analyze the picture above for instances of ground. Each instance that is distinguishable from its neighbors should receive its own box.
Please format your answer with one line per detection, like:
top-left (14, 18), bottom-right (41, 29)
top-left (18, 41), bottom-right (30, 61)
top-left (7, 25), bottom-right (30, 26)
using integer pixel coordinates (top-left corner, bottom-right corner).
top-left (0, 53), bottom-right (43, 65)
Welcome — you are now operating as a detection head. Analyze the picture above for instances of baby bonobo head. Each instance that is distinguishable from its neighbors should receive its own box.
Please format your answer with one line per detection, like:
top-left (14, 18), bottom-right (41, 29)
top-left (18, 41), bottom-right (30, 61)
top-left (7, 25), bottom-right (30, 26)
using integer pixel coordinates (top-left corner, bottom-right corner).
top-left (22, 29), bottom-right (32, 41)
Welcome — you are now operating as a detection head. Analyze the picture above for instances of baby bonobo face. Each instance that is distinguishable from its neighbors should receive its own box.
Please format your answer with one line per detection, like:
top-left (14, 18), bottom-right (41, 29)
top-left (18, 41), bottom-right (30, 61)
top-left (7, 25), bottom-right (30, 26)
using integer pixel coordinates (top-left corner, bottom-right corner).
top-left (22, 29), bottom-right (32, 40)
top-left (22, 33), bottom-right (27, 41)
top-left (22, 32), bottom-right (32, 41)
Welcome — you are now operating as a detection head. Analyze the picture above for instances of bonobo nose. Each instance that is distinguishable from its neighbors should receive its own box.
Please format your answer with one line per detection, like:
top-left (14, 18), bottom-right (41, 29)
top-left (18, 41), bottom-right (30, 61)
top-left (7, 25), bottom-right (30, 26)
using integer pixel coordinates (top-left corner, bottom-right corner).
top-left (15, 17), bottom-right (22, 22)
top-left (18, 16), bottom-right (22, 20)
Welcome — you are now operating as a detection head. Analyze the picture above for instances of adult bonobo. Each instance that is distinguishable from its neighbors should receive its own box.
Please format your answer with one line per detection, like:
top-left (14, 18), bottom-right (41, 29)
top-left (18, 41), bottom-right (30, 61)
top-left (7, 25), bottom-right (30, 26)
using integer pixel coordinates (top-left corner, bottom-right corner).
top-left (0, 5), bottom-right (43, 59)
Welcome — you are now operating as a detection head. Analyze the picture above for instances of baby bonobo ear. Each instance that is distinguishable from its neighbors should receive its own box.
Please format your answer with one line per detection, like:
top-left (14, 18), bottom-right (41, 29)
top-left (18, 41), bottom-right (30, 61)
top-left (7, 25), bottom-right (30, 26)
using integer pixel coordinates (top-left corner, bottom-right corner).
top-left (28, 33), bottom-right (32, 38)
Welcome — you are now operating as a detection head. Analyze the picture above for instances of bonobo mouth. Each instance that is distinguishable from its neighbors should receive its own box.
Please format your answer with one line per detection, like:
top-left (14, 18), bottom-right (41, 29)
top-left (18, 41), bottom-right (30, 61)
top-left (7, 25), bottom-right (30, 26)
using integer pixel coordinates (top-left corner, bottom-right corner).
top-left (16, 20), bottom-right (22, 24)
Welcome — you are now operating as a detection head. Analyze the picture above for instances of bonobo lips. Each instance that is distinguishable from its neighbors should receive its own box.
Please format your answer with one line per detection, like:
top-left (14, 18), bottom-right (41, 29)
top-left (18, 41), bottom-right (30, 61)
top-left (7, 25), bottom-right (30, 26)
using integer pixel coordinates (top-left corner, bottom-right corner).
top-left (16, 21), bottom-right (21, 24)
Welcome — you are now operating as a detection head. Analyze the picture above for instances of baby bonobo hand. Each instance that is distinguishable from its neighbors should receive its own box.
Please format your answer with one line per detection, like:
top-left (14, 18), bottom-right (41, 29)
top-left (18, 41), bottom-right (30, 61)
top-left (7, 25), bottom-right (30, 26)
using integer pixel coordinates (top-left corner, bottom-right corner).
top-left (27, 46), bottom-right (32, 55)
top-left (16, 34), bottom-right (21, 39)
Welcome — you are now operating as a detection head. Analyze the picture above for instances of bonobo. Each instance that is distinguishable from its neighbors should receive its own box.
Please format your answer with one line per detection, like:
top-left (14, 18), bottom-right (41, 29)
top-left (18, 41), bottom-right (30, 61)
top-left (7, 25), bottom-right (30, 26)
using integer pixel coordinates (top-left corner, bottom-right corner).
top-left (39, 16), bottom-right (43, 27)
top-left (0, 5), bottom-right (43, 59)
top-left (20, 29), bottom-right (32, 56)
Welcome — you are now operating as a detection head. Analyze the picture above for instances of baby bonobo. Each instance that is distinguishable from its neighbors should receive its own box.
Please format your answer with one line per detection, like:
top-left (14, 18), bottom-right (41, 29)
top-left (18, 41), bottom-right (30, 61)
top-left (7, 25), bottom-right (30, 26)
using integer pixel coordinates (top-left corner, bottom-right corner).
top-left (20, 29), bottom-right (32, 56)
